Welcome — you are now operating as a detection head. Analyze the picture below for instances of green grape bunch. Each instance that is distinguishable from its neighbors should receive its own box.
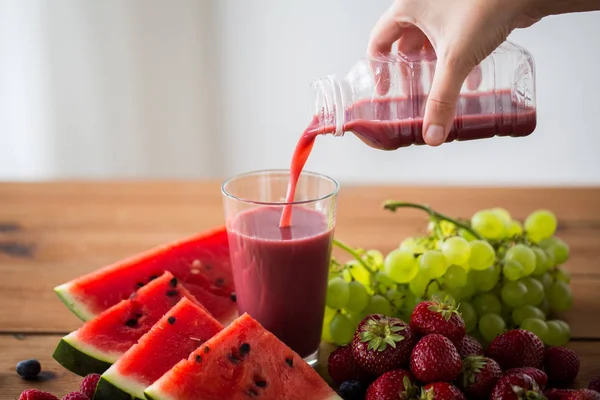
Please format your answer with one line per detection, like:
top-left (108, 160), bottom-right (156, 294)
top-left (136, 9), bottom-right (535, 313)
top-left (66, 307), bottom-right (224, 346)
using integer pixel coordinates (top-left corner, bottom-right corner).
top-left (321, 202), bottom-right (573, 348)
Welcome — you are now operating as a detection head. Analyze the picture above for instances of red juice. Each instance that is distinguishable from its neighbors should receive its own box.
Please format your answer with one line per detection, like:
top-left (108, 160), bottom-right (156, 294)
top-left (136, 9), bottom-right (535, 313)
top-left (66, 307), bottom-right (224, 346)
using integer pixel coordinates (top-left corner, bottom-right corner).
top-left (280, 90), bottom-right (536, 226)
top-left (227, 205), bottom-right (334, 358)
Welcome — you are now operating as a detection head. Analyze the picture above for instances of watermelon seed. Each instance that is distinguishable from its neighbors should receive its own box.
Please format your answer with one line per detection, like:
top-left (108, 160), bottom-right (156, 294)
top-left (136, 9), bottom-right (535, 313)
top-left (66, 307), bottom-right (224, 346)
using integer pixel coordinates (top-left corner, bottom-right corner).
top-left (135, 313), bottom-right (143, 318)
top-left (215, 278), bottom-right (225, 287)
top-left (125, 318), bottom-right (138, 328)
top-left (239, 343), bottom-right (251, 356)
top-left (149, 275), bottom-right (159, 281)
top-left (204, 346), bottom-right (210, 353)
top-left (285, 357), bottom-right (293, 367)
top-left (169, 277), bottom-right (178, 287)
top-left (195, 355), bottom-right (202, 363)
top-left (255, 380), bottom-right (267, 388)
top-left (166, 290), bottom-right (179, 297)
top-left (167, 316), bottom-right (176, 325)
top-left (230, 293), bottom-right (237, 302)
top-left (136, 282), bottom-right (145, 288)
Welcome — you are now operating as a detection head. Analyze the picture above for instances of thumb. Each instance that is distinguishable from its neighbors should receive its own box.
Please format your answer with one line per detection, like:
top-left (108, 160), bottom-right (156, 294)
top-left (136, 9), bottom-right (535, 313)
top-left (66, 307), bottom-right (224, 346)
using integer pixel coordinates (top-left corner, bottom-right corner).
top-left (423, 56), bottom-right (472, 146)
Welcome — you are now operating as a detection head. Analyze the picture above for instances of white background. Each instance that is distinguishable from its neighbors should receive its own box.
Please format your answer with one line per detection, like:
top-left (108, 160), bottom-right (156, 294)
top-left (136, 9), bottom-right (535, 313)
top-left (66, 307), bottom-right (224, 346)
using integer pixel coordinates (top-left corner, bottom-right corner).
top-left (1, 0), bottom-right (599, 185)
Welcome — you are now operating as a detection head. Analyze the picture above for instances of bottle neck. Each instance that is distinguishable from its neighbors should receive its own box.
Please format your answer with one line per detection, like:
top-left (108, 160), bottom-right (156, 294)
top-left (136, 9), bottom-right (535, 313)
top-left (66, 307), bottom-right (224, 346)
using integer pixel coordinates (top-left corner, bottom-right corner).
top-left (310, 75), bottom-right (352, 137)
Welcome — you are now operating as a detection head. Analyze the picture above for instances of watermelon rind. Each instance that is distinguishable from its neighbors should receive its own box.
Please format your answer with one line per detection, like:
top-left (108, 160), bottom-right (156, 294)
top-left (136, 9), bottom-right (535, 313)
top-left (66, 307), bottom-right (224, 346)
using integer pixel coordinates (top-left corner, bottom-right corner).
top-left (95, 376), bottom-right (139, 400)
top-left (52, 336), bottom-right (114, 377)
top-left (55, 282), bottom-right (95, 322)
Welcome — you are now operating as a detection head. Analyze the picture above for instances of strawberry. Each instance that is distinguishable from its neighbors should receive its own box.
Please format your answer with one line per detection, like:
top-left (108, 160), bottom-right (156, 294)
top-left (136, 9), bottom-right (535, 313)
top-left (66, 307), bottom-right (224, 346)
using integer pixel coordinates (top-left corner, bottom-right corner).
top-left (410, 333), bottom-right (462, 383)
top-left (491, 373), bottom-right (544, 400)
top-left (589, 375), bottom-right (600, 393)
top-left (544, 346), bottom-right (580, 385)
top-left (410, 298), bottom-right (465, 345)
top-left (421, 382), bottom-right (466, 400)
top-left (486, 329), bottom-right (544, 369)
top-left (351, 314), bottom-right (417, 376)
top-left (504, 367), bottom-right (548, 390)
top-left (328, 345), bottom-right (370, 386)
top-left (562, 389), bottom-right (600, 400)
top-left (61, 393), bottom-right (89, 400)
top-left (457, 356), bottom-right (502, 399)
top-left (19, 390), bottom-right (59, 400)
top-left (80, 373), bottom-right (101, 399)
top-left (457, 335), bottom-right (484, 358)
top-left (365, 369), bottom-right (417, 400)
top-left (545, 388), bottom-right (576, 400)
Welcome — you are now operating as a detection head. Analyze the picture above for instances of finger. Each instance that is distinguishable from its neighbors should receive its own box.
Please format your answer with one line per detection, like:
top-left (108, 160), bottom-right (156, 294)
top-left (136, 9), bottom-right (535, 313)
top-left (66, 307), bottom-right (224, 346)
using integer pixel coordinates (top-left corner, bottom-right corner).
top-left (423, 56), bottom-right (471, 146)
top-left (396, 29), bottom-right (428, 98)
top-left (367, 7), bottom-right (405, 57)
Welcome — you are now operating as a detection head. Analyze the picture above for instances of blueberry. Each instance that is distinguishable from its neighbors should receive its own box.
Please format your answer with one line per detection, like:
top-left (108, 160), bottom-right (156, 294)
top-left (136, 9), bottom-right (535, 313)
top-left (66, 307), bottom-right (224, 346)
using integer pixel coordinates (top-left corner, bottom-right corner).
top-left (337, 380), bottom-right (366, 400)
top-left (16, 359), bottom-right (41, 379)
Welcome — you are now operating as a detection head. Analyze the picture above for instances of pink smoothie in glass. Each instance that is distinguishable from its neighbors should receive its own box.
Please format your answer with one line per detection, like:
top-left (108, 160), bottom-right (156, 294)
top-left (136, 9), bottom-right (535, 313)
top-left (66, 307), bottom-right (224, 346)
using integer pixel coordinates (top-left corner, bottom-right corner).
top-left (227, 205), bottom-right (334, 358)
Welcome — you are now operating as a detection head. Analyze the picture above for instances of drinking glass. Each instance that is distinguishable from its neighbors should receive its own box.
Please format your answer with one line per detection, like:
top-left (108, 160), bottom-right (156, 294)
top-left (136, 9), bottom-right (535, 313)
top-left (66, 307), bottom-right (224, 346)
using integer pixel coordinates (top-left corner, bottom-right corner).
top-left (221, 169), bottom-right (338, 366)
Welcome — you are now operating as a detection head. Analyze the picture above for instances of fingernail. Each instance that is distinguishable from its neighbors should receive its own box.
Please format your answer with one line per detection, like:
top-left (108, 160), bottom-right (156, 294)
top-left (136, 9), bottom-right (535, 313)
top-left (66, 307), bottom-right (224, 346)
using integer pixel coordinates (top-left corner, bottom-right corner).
top-left (425, 125), bottom-right (444, 145)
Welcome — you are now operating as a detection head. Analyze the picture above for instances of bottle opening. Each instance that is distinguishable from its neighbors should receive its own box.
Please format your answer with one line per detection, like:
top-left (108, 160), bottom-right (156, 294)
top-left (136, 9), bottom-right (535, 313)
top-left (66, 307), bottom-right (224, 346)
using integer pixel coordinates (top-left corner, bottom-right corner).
top-left (310, 75), bottom-right (344, 137)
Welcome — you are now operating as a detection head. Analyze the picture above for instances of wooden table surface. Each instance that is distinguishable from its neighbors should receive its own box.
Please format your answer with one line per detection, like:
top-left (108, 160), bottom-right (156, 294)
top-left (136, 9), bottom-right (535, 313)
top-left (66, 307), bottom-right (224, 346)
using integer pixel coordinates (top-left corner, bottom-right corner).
top-left (1, 182), bottom-right (599, 399)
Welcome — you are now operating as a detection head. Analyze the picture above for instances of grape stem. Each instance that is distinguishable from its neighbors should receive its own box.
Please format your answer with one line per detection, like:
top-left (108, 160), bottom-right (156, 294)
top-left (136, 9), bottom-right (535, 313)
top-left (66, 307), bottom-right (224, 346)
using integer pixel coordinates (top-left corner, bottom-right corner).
top-left (382, 201), bottom-right (484, 240)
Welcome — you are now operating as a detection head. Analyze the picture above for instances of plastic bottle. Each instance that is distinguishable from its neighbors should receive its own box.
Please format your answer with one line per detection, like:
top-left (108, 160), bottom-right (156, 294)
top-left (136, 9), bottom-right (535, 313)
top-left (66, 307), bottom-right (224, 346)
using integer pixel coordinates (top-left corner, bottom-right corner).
top-left (308, 41), bottom-right (536, 150)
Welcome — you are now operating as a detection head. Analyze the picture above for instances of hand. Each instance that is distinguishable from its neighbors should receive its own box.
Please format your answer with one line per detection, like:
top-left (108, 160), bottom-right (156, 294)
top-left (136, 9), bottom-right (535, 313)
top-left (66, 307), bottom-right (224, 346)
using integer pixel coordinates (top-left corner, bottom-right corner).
top-left (368, 0), bottom-right (542, 146)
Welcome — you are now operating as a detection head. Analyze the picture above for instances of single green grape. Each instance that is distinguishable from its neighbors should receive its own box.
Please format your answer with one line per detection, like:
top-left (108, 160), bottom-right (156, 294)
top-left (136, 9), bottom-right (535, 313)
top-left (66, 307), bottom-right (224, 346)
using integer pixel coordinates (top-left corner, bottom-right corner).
top-left (540, 272), bottom-right (553, 291)
top-left (329, 313), bottom-right (355, 345)
top-left (400, 237), bottom-right (427, 253)
top-left (520, 318), bottom-right (549, 342)
top-left (471, 210), bottom-right (507, 240)
top-left (539, 237), bottom-right (569, 265)
top-left (554, 320), bottom-right (571, 342)
top-left (532, 247), bottom-right (550, 276)
top-left (506, 220), bottom-right (524, 238)
top-left (345, 310), bottom-right (365, 327)
top-left (525, 210), bottom-right (558, 243)
top-left (548, 281), bottom-right (573, 312)
top-left (501, 280), bottom-right (528, 308)
top-left (363, 294), bottom-right (392, 316)
top-left (326, 277), bottom-right (350, 309)
top-left (443, 265), bottom-right (468, 289)
top-left (545, 320), bottom-right (569, 346)
top-left (538, 296), bottom-right (551, 315)
top-left (512, 305), bottom-right (546, 326)
top-left (420, 250), bottom-right (448, 279)
top-left (386, 288), bottom-right (405, 310)
top-left (470, 265), bottom-right (501, 292)
top-left (376, 271), bottom-right (397, 288)
top-left (491, 207), bottom-right (512, 225)
top-left (409, 271), bottom-right (430, 298)
top-left (364, 249), bottom-right (385, 270)
top-left (459, 301), bottom-right (478, 333)
top-left (503, 260), bottom-right (525, 281)
top-left (473, 292), bottom-right (503, 315)
top-left (442, 236), bottom-right (471, 266)
top-left (469, 240), bottom-right (496, 271)
top-left (479, 313), bottom-right (506, 341)
top-left (349, 260), bottom-right (372, 288)
top-left (555, 268), bottom-right (571, 283)
top-left (520, 277), bottom-right (545, 306)
top-left (384, 249), bottom-right (419, 284)
top-left (504, 244), bottom-right (536, 277)
top-left (346, 281), bottom-right (370, 312)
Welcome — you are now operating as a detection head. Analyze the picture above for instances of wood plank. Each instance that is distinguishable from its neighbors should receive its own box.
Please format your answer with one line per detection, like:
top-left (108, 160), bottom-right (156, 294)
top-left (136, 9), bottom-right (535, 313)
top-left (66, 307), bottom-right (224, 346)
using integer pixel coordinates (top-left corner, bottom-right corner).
top-left (1, 334), bottom-right (599, 400)
top-left (0, 184), bottom-right (599, 334)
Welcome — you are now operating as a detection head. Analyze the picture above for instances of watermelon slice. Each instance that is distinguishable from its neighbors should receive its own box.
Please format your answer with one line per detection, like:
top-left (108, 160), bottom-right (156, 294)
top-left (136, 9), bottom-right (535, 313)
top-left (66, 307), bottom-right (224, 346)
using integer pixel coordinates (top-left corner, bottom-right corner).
top-left (144, 313), bottom-right (341, 400)
top-left (54, 226), bottom-right (237, 325)
top-left (95, 297), bottom-right (223, 400)
top-left (53, 272), bottom-right (202, 376)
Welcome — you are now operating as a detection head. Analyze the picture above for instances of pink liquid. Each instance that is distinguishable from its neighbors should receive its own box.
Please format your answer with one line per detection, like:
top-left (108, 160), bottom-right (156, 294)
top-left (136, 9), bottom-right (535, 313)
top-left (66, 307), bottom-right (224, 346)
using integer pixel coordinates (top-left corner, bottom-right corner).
top-left (227, 205), bottom-right (334, 358)
top-left (280, 91), bottom-right (536, 226)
